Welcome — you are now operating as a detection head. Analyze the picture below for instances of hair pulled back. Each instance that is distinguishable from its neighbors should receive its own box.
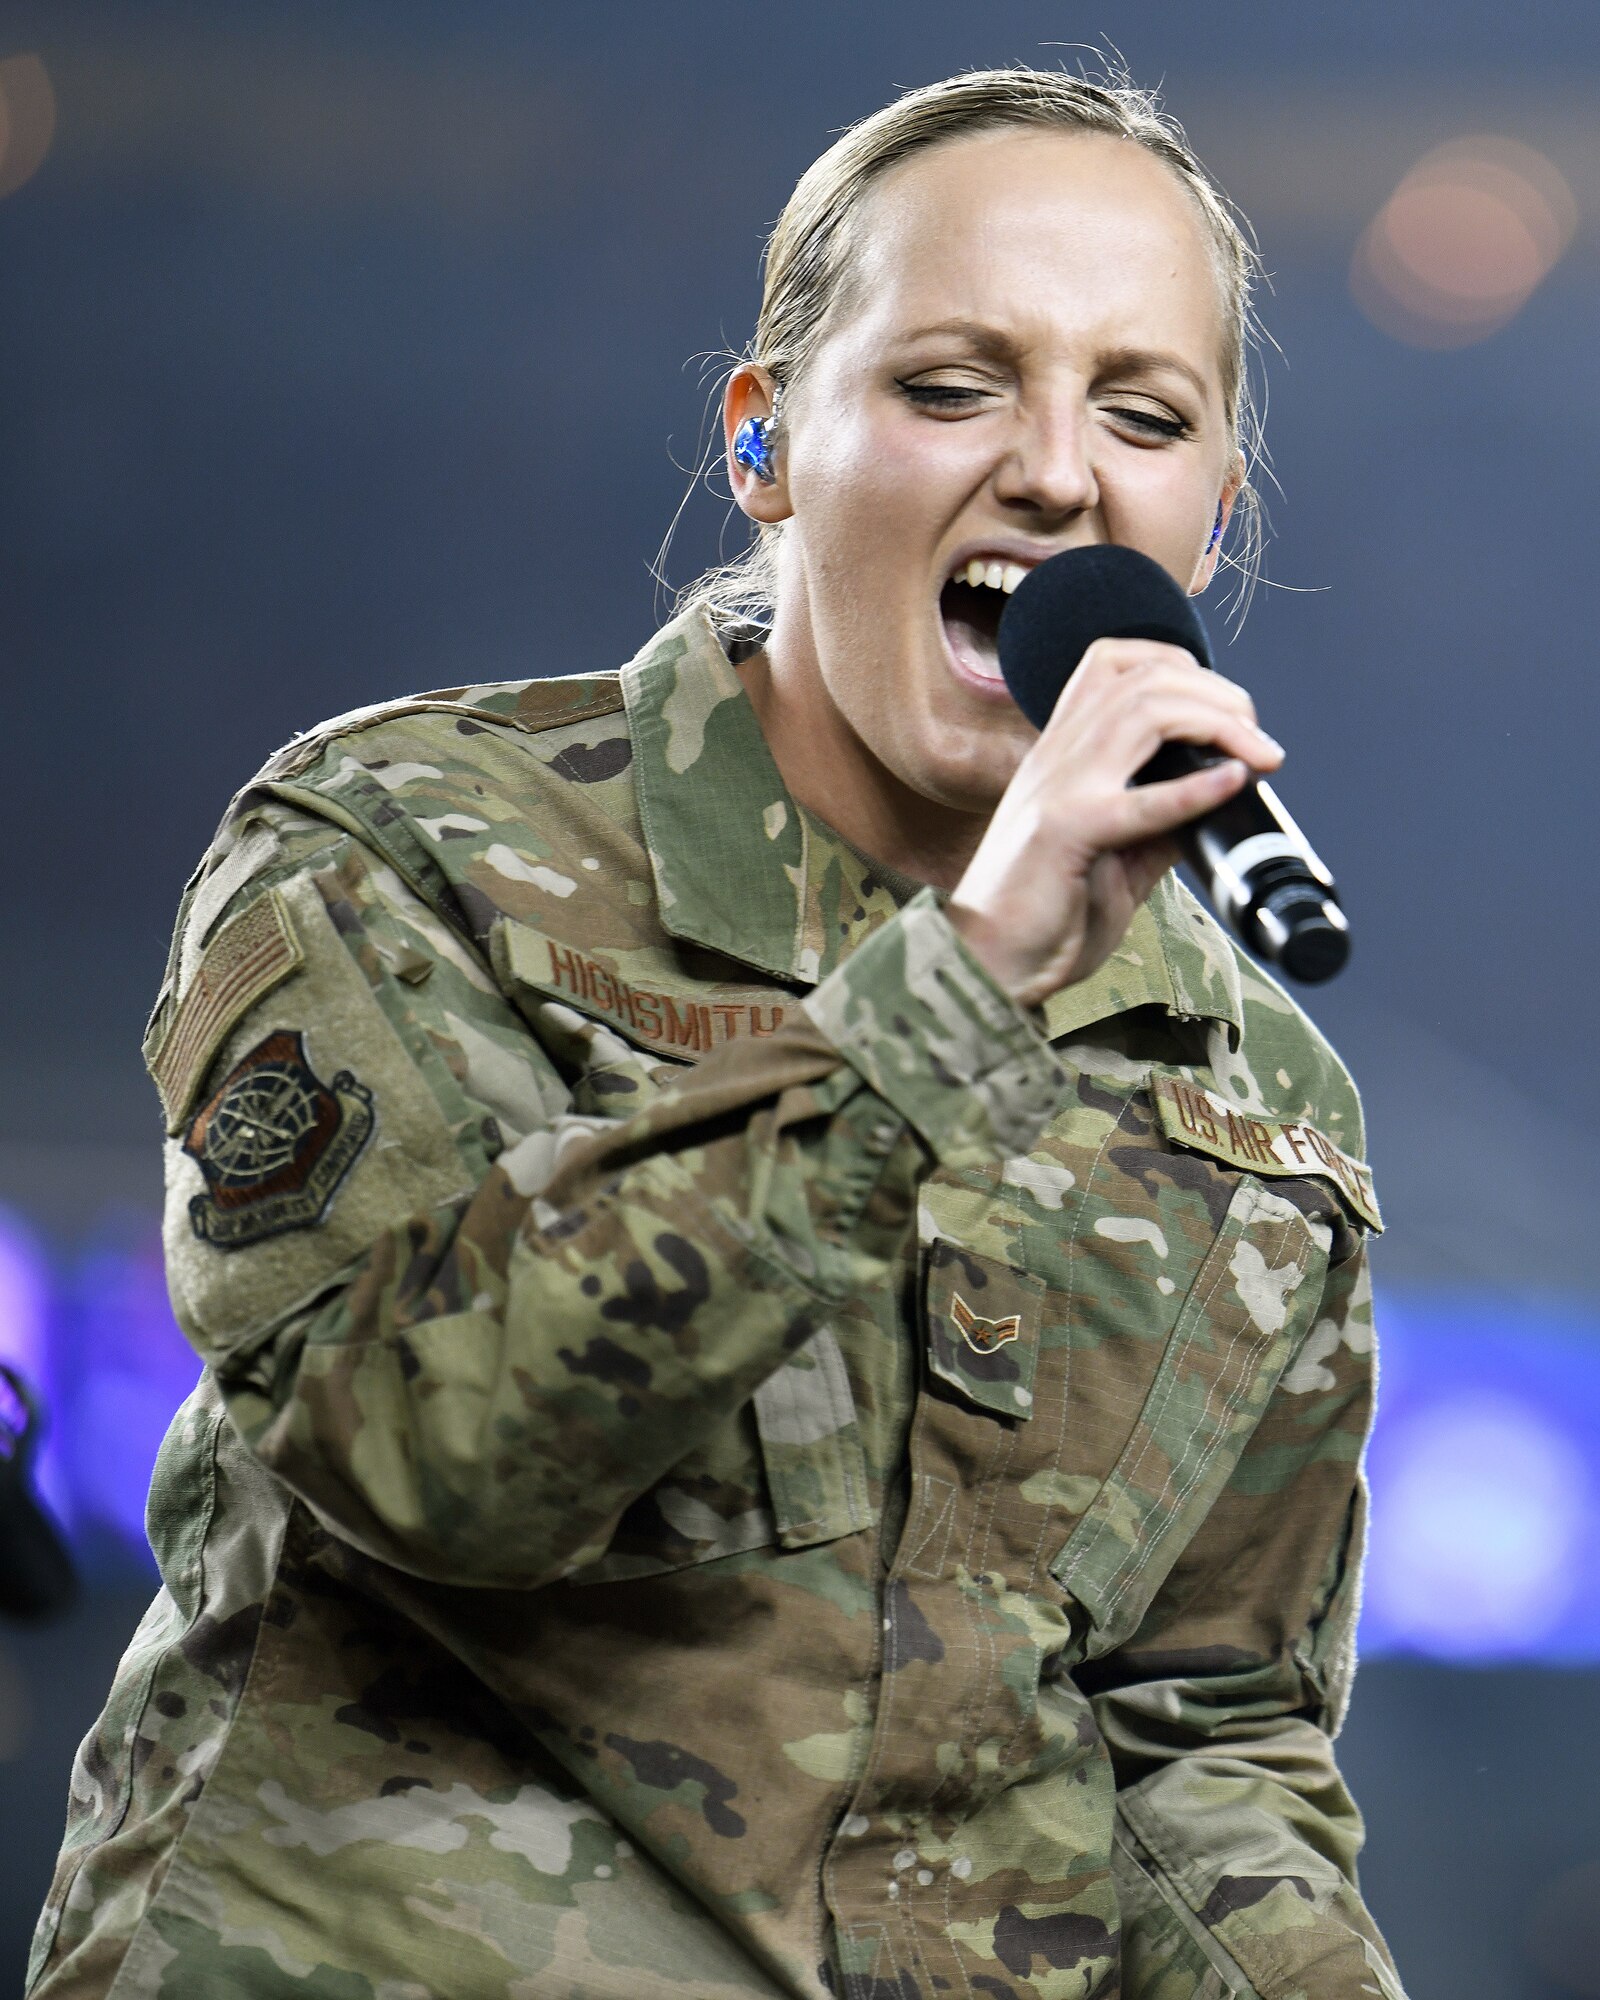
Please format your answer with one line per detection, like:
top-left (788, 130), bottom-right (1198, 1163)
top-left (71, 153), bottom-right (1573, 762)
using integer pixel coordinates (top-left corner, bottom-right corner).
top-left (674, 64), bottom-right (1268, 627)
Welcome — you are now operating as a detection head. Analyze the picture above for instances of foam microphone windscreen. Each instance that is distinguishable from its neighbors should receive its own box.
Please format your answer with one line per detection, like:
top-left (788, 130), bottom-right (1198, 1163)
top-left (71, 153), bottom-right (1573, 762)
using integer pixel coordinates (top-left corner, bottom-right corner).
top-left (997, 545), bottom-right (1213, 731)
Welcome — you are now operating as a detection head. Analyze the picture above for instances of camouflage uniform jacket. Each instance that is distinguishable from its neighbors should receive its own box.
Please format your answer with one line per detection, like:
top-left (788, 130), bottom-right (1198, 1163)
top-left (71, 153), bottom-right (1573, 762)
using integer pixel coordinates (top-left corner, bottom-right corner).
top-left (31, 609), bottom-right (1404, 2000)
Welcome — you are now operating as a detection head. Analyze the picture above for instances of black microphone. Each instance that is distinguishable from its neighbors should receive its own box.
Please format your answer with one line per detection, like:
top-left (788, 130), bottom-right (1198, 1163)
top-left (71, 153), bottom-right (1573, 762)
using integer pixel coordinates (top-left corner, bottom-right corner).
top-left (996, 545), bottom-right (1349, 984)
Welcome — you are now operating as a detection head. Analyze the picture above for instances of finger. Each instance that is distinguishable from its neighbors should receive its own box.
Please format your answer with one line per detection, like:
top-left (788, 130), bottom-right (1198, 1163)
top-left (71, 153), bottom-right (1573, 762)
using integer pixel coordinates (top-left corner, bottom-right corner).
top-left (1052, 653), bottom-right (1262, 742)
top-left (1074, 640), bottom-right (1257, 710)
top-left (1060, 688), bottom-right (1281, 782)
top-left (1076, 636), bottom-right (1207, 680)
top-left (1085, 757), bottom-right (1253, 851)
top-left (1119, 832), bottom-right (1183, 907)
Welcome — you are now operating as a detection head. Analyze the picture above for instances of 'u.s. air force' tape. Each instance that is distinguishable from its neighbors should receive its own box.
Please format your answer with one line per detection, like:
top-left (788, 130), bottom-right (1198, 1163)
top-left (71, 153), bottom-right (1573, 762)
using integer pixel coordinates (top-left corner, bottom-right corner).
top-left (1151, 1072), bottom-right (1381, 1231)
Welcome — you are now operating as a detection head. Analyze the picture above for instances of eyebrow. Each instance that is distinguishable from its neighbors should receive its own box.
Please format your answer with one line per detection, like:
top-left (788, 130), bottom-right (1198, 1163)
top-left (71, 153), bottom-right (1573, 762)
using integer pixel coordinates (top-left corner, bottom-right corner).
top-left (893, 318), bottom-right (1022, 362)
top-left (1096, 344), bottom-right (1212, 402)
top-left (893, 321), bottom-right (1214, 402)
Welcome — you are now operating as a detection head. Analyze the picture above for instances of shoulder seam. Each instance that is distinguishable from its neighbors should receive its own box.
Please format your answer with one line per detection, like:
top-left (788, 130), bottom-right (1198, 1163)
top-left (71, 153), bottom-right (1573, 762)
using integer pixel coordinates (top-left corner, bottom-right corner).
top-left (260, 676), bottom-right (625, 784)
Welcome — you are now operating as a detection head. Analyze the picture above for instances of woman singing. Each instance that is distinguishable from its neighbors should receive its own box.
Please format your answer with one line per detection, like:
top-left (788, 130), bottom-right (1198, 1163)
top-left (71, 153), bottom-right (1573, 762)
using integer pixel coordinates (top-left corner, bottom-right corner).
top-left (31, 65), bottom-right (1405, 2000)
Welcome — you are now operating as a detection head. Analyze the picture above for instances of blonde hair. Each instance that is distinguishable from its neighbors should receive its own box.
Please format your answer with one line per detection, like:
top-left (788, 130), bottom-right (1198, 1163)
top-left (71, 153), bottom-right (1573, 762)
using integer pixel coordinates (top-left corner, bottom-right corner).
top-left (671, 64), bottom-right (1268, 627)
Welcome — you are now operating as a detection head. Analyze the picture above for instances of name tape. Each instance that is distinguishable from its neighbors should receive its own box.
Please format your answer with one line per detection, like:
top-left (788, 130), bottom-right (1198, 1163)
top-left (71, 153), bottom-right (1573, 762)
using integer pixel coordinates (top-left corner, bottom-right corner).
top-left (1152, 1073), bottom-right (1381, 1231)
top-left (503, 925), bottom-right (789, 1061)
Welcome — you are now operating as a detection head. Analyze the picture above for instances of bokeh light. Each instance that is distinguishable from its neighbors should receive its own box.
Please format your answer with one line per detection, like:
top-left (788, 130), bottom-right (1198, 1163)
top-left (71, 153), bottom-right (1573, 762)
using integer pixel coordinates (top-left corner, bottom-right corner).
top-left (0, 54), bottom-right (56, 202)
top-left (0, 1212), bottom-right (50, 1393)
top-left (1363, 1391), bottom-right (1589, 1655)
top-left (0, 1210), bottom-right (62, 1522)
top-left (62, 1223), bottom-right (199, 1552)
top-left (0, 1207), bottom-right (197, 1566)
top-left (1351, 136), bottom-right (1576, 347)
top-left (1361, 1295), bottom-right (1600, 1662)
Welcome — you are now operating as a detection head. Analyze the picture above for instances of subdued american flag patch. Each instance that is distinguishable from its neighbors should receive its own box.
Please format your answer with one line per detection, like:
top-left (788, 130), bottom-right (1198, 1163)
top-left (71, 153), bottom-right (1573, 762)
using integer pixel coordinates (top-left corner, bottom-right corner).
top-left (146, 889), bottom-right (304, 1131)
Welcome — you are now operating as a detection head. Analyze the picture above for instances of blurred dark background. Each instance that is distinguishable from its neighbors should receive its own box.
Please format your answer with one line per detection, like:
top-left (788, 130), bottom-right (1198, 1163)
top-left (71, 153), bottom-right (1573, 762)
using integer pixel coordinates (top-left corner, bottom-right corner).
top-left (3, 3), bottom-right (1600, 1994)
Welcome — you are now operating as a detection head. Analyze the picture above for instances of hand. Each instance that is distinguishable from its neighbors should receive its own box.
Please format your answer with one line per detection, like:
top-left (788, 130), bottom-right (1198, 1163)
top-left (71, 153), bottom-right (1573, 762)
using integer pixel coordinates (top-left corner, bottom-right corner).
top-left (946, 638), bottom-right (1283, 1009)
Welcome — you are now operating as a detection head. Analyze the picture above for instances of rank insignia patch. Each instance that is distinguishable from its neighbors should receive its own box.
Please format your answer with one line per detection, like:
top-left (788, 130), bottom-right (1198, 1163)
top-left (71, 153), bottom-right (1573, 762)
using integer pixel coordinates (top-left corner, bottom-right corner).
top-left (184, 1030), bottom-right (374, 1249)
top-left (950, 1293), bottom-right (1022, 1355)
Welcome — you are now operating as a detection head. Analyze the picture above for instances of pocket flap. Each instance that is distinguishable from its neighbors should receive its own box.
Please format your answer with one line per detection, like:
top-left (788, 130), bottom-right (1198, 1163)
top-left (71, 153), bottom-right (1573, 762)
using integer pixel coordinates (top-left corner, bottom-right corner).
top-left (924, 1241), bottom-right (1045, 1420)
top-left (752, 1326), bottom-right (875, 1548)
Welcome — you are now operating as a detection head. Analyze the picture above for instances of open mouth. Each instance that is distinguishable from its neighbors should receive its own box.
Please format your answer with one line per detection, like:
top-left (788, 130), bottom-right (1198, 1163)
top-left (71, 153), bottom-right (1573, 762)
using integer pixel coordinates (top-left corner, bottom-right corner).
top-left (938, 558), bottom-right (1030, 686)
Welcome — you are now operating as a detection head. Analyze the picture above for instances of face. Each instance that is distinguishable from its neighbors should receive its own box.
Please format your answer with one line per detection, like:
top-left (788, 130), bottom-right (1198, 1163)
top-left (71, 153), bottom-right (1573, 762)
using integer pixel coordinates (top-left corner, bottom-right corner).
top-left (732, 126), bottom-right (1243, 823)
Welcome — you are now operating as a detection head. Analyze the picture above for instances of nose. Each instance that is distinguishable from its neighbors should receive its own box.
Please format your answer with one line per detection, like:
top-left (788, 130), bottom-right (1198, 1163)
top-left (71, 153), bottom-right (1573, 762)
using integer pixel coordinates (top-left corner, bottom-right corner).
top-left (993, 394), bottom-right (1098, 524)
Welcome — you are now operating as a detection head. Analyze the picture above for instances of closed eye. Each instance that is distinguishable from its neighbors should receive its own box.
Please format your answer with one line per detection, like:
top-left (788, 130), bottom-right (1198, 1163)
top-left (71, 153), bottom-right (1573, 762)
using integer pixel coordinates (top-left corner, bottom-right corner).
top-left (897, 381), bottom-right (992, 413)
top-left (1105, 406), bottom-right (1190, 441)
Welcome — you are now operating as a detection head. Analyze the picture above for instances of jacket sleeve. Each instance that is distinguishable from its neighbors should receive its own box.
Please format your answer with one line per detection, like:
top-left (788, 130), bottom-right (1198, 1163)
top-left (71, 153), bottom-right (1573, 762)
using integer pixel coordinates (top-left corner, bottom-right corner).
top-left (1086, 1234), bottom-right (1408, 2000)
top-left (153, 821), bottom-right (1062, 1590)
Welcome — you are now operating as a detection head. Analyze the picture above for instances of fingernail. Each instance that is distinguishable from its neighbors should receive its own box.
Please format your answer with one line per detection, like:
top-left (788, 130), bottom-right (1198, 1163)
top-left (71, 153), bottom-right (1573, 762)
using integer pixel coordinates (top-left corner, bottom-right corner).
top-left (1257, 728), bottom-right (1285, 756)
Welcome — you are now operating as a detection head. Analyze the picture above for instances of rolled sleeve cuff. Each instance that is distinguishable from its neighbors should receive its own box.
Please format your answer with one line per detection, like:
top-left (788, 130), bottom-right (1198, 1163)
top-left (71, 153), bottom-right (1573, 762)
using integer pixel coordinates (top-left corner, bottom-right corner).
top-left (801, 890), bottom-right (1066, 1167)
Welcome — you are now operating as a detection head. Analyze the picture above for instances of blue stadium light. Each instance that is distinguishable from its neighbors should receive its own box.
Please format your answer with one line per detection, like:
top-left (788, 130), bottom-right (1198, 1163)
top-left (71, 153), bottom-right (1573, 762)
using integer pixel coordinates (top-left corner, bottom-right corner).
top-left (0, 1205), bottom-right (67, 1526)
top-left (0, 1205), bottom-right (197, 1567)
top-left (1360, 1294), bottom-right (1600, 1663)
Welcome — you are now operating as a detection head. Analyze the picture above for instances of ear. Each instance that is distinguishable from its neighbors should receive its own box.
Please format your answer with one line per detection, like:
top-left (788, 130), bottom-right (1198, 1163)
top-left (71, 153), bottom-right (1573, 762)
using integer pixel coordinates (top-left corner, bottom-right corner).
top-left (724, 364), bottom-right (793, 525)
top-left (1189, 451), bottom-right (1246, 594)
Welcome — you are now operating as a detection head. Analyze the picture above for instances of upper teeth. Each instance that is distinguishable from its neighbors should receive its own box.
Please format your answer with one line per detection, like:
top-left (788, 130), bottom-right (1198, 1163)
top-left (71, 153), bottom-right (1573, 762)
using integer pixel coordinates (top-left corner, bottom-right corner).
top-left (962, 559), bottom-right (1028, 594)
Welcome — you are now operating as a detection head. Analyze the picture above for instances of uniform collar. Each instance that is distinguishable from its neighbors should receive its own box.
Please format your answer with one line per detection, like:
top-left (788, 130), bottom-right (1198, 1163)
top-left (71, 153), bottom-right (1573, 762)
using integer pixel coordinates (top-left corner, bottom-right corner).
top-left (1038, 872), bottom-right (1243, 1047)
top-left (622, 609), bottom-right (1242, 1046)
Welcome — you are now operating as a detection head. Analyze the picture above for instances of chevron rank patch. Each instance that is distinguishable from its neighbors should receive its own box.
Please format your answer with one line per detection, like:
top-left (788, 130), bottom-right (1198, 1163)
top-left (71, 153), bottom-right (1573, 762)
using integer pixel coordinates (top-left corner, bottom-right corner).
top-left (1152, 1072), bottom-right (1382, 1231)
top-left (951, 1293), bottom-right (1021, 1355)
top-left (147, 889), bottom-right (304, 1131)
top-left (183, 1030), bottom-right (374, 1249)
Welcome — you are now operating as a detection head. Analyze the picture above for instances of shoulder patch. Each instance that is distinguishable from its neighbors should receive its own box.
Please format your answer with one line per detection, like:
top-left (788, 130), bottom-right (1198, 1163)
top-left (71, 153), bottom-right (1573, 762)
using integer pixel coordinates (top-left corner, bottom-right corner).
top-left (147, 889), bottom-right (304, 1133)
top-left (183, 1030), bottom-right (374, 1249)
top-left (1152, 1072), bottom-right (1381, 1231)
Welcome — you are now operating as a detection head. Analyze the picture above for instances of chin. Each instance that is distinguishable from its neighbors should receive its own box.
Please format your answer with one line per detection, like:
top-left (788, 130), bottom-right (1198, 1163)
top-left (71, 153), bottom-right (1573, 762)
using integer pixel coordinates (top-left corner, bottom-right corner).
top-left (895, 730), bottom-right (1019, 816)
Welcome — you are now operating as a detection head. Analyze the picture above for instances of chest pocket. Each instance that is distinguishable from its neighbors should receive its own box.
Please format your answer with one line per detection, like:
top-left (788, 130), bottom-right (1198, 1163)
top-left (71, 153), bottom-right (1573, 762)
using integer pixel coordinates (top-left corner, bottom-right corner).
top-left (907, 1070), bottom-right (1350, 1661)
top-left (1049, 1172), bottom-right (1326, 1657)
top-left (567, 1320), bottom-right (875, 1585)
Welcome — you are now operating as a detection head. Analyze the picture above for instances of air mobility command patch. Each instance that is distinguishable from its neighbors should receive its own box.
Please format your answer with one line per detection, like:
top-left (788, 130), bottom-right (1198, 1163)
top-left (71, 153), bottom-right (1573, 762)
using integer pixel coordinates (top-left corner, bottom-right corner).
top-left (183, 1030), bottom-right (374, 1248)
top-left (1152, 1072), bottom-right (1382, 1231)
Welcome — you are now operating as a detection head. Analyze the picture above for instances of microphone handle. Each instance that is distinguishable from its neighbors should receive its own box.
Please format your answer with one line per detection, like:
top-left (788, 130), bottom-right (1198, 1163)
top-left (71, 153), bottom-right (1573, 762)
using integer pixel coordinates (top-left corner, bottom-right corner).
top-left (1136, 744), bottom-right (1350, 984)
